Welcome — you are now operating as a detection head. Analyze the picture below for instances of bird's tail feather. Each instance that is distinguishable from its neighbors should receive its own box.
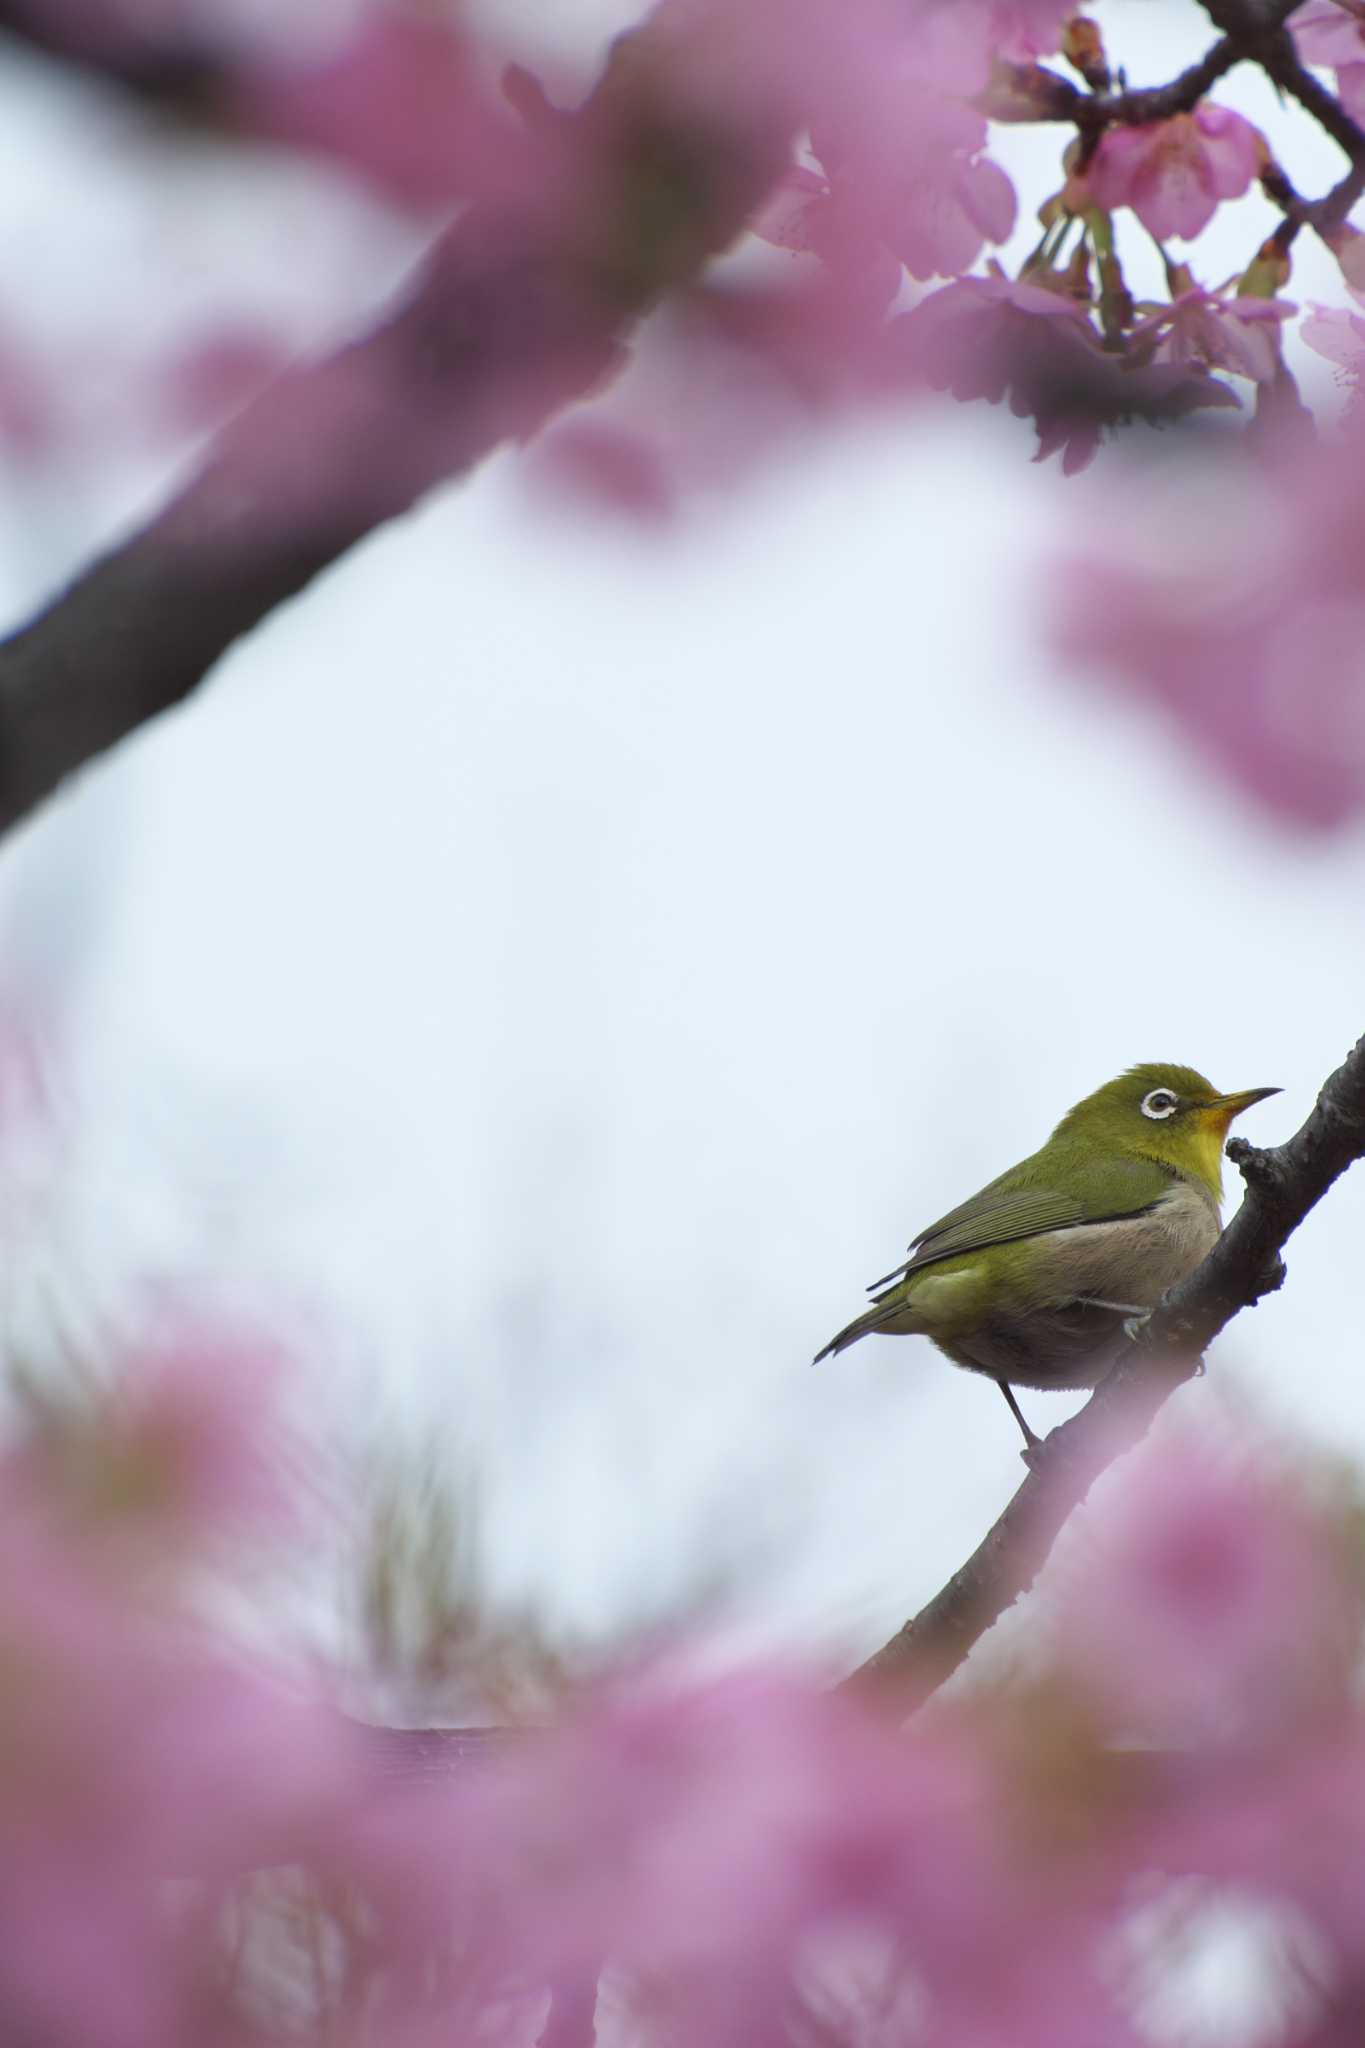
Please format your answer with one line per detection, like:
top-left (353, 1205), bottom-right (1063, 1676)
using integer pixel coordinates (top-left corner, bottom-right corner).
top-left (812, 1297), bottom-right (913, 1364)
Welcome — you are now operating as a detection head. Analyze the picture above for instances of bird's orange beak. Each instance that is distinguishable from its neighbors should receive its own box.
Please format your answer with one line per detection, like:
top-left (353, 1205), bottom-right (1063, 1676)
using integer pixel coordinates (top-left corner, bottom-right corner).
top-left (1201, 1086), bottom-right (1281, 1130)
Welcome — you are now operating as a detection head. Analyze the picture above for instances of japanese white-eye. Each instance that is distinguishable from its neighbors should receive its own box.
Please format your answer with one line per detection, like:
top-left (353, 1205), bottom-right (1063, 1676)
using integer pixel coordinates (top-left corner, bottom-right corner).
top-left (814, 1063), bottom-right (1280, 1451)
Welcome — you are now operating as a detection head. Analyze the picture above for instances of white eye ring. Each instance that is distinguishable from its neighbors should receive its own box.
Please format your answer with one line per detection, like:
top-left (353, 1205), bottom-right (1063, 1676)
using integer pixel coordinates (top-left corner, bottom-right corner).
top-left (1141, 1089), bottom-right (1179, 1120)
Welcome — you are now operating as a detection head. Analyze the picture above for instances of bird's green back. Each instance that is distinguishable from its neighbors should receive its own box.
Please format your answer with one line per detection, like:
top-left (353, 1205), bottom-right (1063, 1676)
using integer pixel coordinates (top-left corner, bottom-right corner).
top-left (867, 1063), bottom-right (1223, 1298)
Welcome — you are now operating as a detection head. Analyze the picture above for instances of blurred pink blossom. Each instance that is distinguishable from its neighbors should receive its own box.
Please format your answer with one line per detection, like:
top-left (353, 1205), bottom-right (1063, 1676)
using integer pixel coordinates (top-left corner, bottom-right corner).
top-left (1291, 0), bottom-right (1365, 64)
top-left (6, 1345), bottom-right (1365, 2041)
top-left (871, 0), bottom-right (1070, 93)
top-left (529, 271), bottom-right (898, 519)
top-left (0, 328), bottom-right (58, 464)
top-left (1302, 292), bottom-right (1365, 407)
top-left (992, 0), bottom-right (1073, 62)
top-left (1291, 0), bottom-right (1365, 123)
top-left (0, 1436), bottom-right (356, 2044)
top-left (84, 1323), bottom-right (314, 1542)
top-left (534, 418), bottom-right (676, 520)
top-left (157, 327), bottom-right (290, 434)
top-left (1058, 414), bottom-right (1365, 827)
top-left (804, 51), bottom-right (1018, 283)
top-left (751, 163), bottom-right (906, 308)
top-left (236, 13), bottom-right (511, 211)
top-left (1130, 287), bottom-right (1293, 382)
top-left (1085, 104), bottom-right (1264, 241)
top-left (419, 1668), bottom-right (1137, 2048)
top-left (1057, 1433), bottom-right (1348, 1745)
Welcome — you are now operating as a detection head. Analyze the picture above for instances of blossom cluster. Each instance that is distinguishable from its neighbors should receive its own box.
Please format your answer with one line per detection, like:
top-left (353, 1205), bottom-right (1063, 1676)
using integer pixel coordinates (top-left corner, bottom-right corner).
top-left (4, 1341), bottom-right (1365, 2047)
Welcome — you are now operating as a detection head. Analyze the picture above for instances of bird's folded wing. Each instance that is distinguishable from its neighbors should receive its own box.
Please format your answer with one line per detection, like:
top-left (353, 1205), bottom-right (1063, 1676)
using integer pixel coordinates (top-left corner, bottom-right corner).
top-left (865, 1155), bottom-right (1174, 1296)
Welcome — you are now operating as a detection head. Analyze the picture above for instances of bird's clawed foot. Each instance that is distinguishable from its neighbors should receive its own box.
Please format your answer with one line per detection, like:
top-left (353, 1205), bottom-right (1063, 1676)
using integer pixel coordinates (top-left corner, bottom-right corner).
top-left (1121, 1311), bottom-right (1151, 1343)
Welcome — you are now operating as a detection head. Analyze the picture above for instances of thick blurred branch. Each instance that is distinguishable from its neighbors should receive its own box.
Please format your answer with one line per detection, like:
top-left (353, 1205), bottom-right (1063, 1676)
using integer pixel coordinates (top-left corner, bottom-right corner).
top-left (842, 1031), bottom-right (1365, 1715)
top-left (0, 34), bottom-right (788, 837)
top-left (0, 218), bottom-right (620, 831)
top-left (0, 2), bottom-right (224, 104)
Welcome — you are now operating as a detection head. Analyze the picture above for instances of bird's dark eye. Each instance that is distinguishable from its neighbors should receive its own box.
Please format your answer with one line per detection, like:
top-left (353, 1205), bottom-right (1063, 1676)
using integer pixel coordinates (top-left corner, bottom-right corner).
top-left (1141, 1088), bottom-right (1179, 1121)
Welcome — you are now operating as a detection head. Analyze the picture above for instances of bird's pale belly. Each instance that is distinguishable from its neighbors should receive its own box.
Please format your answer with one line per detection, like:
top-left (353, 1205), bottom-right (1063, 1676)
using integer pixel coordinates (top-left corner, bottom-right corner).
top-left (921, 1181), bottom-right (1221, 1393)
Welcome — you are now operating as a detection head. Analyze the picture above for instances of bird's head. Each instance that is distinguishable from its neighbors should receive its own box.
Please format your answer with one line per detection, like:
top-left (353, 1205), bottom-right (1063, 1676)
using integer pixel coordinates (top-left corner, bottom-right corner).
top-left (1056, 1063), bottom-right (1281, 1199)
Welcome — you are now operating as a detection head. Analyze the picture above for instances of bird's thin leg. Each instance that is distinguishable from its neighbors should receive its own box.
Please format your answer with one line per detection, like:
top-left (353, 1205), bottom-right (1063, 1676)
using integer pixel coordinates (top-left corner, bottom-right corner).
top-left (996, 1379), bottom-right (1042, 1462)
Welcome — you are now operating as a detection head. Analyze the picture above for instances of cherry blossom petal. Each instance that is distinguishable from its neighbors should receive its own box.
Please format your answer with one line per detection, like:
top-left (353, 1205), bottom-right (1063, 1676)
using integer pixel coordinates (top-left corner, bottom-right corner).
top-left (1087, 107), bottom-right (1262, 242)
top-left (1290, 0), bottom-right (1365, 68)
top-left (1303, 302), bottom-right (1365, 373)
top-left (1335, 57), bottom-right (1365, 120)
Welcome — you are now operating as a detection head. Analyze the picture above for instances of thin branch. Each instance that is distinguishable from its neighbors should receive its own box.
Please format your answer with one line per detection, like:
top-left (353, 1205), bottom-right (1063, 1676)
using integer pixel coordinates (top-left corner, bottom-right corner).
top-left (985, 40), bottom-right (1247, 128)
top-left (841, 1031), bottom-right (1365, 1716)
top-left (1251, 25), bottom-right (1365, 238)
top-left (1305, 154), bottom-right (1365, 234)
top-left (989, 0), bottom-right (1306, 131)
top-left (1257, 25), bottom-right (1365, 163)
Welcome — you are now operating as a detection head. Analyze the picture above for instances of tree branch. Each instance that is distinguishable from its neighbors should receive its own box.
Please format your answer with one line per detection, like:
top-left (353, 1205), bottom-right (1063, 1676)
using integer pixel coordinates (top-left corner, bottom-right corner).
top-left (985, 40), bottom-right (1247, 129)
top-left (841, 1031), bottom-right (1365, 1716)
top-left (1256, 24), bottom-right (1365, 164)
top-left (1250, 23), bottom-right (1365, 243)
top-left (0, 220), bottom-right (618, 832)
top-left (1196, 0), bottom-right (1317, 46)
top-left (988, 0), bottom-right (1306, 131)
top-left (0, 49), bottom-right (789, 838)
top-left (0, 1), bottom-right (225, 105)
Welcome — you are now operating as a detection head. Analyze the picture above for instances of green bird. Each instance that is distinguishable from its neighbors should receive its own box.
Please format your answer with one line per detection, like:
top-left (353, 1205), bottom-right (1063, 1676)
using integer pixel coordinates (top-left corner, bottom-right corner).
top-left (814, 1063), bottom-right (1280, 1455)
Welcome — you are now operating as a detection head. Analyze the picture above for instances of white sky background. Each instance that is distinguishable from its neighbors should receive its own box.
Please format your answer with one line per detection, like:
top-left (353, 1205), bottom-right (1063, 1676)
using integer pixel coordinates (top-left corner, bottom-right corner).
top-left (0, 0), bottom-right (1363, 1682)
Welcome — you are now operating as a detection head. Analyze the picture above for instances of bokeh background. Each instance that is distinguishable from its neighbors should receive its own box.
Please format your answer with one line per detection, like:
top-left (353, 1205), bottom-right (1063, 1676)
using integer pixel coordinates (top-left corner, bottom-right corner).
top-left (0, 0), bottom-right (1360, 1690)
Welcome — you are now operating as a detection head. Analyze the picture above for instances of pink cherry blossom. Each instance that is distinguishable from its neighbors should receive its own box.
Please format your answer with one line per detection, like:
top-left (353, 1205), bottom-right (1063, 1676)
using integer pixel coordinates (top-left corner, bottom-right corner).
top-left (891, 272), bottom-right (1237, 472)
top-left (235, 12), bottom-right (513, 211)
top-left (758, 122), bottom-right (1016, 287)
top-left (1131, 288), bottom-right (1294, 383)
top-left (1055, 1430), bottom-right (1347, 1746)
top-left (1333, 58), bottom-right (1365, 118)
top-left (10, 1337), bottom-right (1365, 2042)
top-left (530, 271), bottom-right (895, 519)
top-left (783, 17), bottom-right (1020, 286)
top-left (1085, 103), bottom-right (1264, 241)
top-left (751, 163), bottom-right (918, 305)
top-left (535, 418), bottom-right (676, 520)
top-left (1303, 294), bottom-right (1365, 405)
top-left (1291, 0), bottom-right (1365, 119)
top-left (0, 326), bottom-right (57, 463)
top-left (893, 0), bottom-right (1071, 94)
top-left (741, 2), bottom-right (1023, 287)
top-left (157, 327), bottom-right (289, 435)
top-left (891, 108), bottom-right (1017, 280)
top-left (1058, 413), bottom-right (1365, 828)
top-left (1291, 0), bottom-right (1365, 65)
